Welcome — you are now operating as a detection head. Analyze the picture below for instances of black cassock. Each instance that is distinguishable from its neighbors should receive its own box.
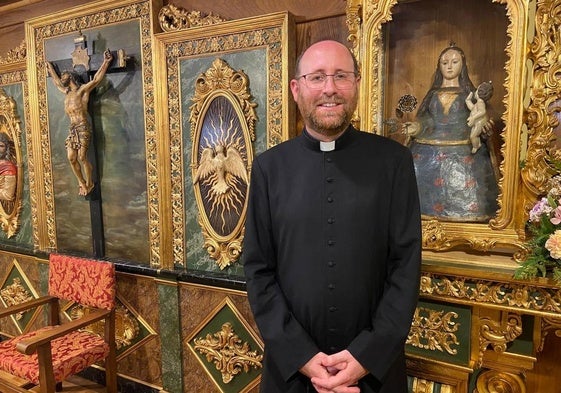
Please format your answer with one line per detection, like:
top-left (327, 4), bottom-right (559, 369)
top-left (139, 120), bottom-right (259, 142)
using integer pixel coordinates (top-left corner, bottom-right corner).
top-left (243, 126), bottom-right (422, 392)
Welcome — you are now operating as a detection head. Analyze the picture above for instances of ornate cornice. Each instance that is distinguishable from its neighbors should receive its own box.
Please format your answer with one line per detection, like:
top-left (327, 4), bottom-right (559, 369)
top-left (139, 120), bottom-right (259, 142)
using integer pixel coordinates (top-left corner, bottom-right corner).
top-left (0, 41), bottom-right (26, 66)
top-left (158, 4), bottom-right (227, 32)
top-left (420, 273), bottom-right (561, 316)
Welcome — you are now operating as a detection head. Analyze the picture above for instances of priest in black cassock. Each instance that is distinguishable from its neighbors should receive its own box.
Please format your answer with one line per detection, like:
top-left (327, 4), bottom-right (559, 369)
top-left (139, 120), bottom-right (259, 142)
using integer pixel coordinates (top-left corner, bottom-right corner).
top-left (243, 40), bottom-right (422, 393)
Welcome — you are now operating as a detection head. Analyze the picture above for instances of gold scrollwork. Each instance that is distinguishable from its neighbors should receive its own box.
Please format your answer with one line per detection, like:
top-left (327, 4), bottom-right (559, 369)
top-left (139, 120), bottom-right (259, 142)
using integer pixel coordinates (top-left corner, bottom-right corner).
top-left (158, 4), bottom-right (227, 32)
top-left (478, 313), bottom-right (522, 368)
top-left (190, 58), bottom-right (256, 269)
top-left (407, 307), bottom-right (460, 355)
top-left (475, 369), bottom-right (526, 393)
top-left (522, 0), bottom-right (561, 203)
top-left (193, 322), bottom-right (263, 384)
top-left (0, 88), bottom-right (23, 238)
top-left (420, 273), bottom-right (561, 314)
top-left (539, 315), bottom-right (561, 352)
top-left (0, 41), bottom-right (26, 66)
top-left (0, 278), bottom-right (33, 320)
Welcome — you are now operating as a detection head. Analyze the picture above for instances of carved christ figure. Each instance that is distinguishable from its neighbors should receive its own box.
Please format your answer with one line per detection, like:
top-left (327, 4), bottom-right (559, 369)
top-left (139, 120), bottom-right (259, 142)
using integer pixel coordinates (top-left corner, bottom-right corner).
top-left (46, 49), bottom-right (113, 196)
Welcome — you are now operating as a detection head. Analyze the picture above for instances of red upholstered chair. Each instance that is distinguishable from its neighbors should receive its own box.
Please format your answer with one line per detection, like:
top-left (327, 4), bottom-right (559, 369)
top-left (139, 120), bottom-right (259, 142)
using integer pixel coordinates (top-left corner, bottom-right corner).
top-left (0, 253), bottom-right (117, 393)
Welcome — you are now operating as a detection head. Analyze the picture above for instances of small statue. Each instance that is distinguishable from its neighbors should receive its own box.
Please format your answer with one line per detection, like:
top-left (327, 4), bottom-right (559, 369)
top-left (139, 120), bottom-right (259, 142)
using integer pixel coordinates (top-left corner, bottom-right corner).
top-left (465, 81), bottom-right (493, 154)
top-left (46, 49), bottom-right (113, 196)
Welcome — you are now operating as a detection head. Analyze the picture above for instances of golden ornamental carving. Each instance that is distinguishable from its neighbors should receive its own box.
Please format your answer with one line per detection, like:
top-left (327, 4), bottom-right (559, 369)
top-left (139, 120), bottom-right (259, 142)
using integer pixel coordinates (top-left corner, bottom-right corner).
top-left (158, 4), bottom-right (227, 32)
top-left (522, 0), bottom-right (561, 201)
top-left (193, 322), bottom-right (263, 384)
top-left (407, 307), bottom-right (460, 355)
top-left (0, 40), bottom-right (26, 66)
top-left (420, 273), bottom-right (561, 314)
top-left (69, 303), bottom-right (140, 350)
top-left (0, 278), bottom-right (34, 320)
top-left (477, 313), bottom-right (522, 368)
top-left (410, 377), bottom-right (454, 393)
top-left (475, 369), bottom-right (526, 393)
top-left (539, 315), bottom-right (561, 352)
top-left (190, 58), bottom-right (255, 269)
top-left (0, 88), bottom-right (24, 238)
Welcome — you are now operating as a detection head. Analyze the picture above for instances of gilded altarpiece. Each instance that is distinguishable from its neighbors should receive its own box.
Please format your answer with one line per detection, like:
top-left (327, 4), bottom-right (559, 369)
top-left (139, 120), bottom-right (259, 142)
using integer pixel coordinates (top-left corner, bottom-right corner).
top-left (347, 0), bottom-right (561, 392)
top-left (154, 11), bottom-right (295, 272)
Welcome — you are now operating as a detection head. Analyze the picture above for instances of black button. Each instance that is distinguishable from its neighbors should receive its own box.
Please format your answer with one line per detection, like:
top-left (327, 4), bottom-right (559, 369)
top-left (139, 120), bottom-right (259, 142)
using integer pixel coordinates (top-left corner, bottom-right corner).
top-left (327, 196), bottom-right (333, 203)
top-left (327, 261), bottom-right (335, 267)
top-left (326, 157), bottom-right (333, 163)
top-left (328, 283), bottom-right (335, 290)
top-left (328, 328), bottom-right (337, 333)
top-left (328, 240), bottom-right (335, 246)
top-left (329, 306), bottom-right (337, 312)
top-left (327, 217), bottom-right (335, 224)
top-left (326, 177), bottom-right (334, 183)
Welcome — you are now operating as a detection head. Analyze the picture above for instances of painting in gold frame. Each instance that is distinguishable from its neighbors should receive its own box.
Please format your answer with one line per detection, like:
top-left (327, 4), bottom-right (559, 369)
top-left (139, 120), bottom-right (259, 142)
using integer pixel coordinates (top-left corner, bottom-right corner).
top-left (0, 42), bottom-right (35, 249)
top-left (25, 0), bottom-right (162, 265)
top-left (154, 11), bottom-right (295, 272)
top-left (347, 0), bottom-right (530, 267)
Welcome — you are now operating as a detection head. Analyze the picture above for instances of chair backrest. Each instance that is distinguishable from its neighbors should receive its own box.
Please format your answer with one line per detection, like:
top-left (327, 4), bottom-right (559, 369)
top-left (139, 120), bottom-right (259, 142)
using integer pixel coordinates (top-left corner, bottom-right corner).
top-left (48, 253), bottom-right (116, 310)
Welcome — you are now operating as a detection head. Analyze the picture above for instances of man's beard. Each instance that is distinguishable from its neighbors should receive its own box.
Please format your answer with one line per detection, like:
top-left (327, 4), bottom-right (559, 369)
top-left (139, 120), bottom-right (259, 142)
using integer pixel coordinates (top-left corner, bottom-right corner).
top-left (302, 97), bottom-right (357, 137)
top-left (308, 111), bottom-right (350, 136)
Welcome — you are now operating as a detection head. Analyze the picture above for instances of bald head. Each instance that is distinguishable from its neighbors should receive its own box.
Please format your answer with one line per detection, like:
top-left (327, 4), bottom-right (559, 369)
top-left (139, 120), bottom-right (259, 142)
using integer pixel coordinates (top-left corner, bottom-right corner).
top-left (295, 40), bottom-right (358, 78)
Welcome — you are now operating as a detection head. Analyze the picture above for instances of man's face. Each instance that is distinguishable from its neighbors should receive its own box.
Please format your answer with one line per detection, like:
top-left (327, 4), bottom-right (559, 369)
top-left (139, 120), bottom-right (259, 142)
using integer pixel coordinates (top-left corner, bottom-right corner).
top-left (0, 142), bottom-right (7, 159)
top-left (290, 41), bottom-right (359, 138)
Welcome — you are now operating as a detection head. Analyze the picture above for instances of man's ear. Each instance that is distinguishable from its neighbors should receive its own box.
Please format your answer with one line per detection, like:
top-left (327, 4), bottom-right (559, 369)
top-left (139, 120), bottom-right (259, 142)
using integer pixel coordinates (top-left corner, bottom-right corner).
top-left (289, 79), bottom-right (300, 102)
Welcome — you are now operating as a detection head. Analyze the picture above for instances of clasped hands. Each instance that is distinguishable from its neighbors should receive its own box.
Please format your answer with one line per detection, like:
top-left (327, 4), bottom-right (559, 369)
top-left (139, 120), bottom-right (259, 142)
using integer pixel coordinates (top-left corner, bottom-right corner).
top-left (300, 350), bottom-right (368, 393)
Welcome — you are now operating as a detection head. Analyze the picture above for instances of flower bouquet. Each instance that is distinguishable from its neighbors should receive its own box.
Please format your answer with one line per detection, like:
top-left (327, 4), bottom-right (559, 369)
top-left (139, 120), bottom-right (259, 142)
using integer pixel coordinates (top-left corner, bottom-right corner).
top-left (515, 174), bottom-right (561, 283)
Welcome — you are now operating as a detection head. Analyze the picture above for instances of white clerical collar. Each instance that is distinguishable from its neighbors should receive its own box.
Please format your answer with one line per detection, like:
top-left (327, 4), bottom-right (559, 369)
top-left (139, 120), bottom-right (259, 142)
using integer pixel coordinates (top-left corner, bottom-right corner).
top-left (320, 140), bottom-right (336, 151)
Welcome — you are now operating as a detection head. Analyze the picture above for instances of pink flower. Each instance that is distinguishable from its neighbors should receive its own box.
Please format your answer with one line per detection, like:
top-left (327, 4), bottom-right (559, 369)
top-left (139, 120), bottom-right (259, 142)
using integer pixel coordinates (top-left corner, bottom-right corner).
top-left (529, 198), bottom-right (553, 222)
top-left (545, 230), bottom-right (561, 259)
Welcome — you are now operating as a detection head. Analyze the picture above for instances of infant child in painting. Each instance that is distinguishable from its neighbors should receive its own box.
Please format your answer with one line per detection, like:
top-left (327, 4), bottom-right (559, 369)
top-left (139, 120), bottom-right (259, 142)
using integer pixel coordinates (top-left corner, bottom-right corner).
top-left (465, 81), bottom-right (493, 154)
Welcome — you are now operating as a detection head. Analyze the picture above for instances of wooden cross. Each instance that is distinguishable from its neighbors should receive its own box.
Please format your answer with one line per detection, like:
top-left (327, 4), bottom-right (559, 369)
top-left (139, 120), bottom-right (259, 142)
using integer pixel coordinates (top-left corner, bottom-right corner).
top-left (47, 32), bottom-right (131, 257)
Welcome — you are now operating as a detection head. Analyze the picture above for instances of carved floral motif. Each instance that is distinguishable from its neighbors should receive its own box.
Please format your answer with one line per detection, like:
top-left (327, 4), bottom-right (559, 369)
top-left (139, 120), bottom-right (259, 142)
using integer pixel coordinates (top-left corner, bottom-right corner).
top-left (193, 322), bottom-right (263, 384)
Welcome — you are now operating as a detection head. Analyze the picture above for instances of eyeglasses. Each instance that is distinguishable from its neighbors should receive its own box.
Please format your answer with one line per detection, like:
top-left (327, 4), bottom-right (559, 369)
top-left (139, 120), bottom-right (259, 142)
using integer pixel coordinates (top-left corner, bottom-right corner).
top-left (297, 72), bottom-right (358, 90)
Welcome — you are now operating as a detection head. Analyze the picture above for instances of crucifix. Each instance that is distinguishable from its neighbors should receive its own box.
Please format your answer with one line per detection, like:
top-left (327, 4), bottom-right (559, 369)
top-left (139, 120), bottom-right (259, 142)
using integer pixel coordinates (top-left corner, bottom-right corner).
top-left (46, 32), bottom-right (130, 257)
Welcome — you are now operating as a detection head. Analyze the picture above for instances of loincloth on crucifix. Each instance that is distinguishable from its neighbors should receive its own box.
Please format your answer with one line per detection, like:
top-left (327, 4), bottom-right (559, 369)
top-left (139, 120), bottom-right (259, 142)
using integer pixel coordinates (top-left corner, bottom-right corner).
top-left (65, 123), bottom-right (91, 151)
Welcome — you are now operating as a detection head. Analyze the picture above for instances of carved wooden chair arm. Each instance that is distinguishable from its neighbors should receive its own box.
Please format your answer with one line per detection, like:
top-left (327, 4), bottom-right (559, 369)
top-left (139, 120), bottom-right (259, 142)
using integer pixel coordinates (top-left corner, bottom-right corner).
top-left (0, 296), bottom-right (57, 319)
top-left (15, 308), bottom-right (111, 355)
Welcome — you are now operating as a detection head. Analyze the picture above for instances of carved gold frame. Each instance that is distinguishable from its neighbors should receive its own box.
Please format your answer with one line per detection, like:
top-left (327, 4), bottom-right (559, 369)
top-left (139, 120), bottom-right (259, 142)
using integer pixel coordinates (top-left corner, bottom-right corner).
top-left (154, 12), bottom-right (295, 269)
top-left (189, 59), bottom-right (256, 270)
top-left (0, 43), bottom-right (36, 244)
top-left (24, 0), bottom-right (162, 264)
top-left (346, 0), bottom-right (529, 266)
top-left (0, 88), bottom-right (24, 238)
